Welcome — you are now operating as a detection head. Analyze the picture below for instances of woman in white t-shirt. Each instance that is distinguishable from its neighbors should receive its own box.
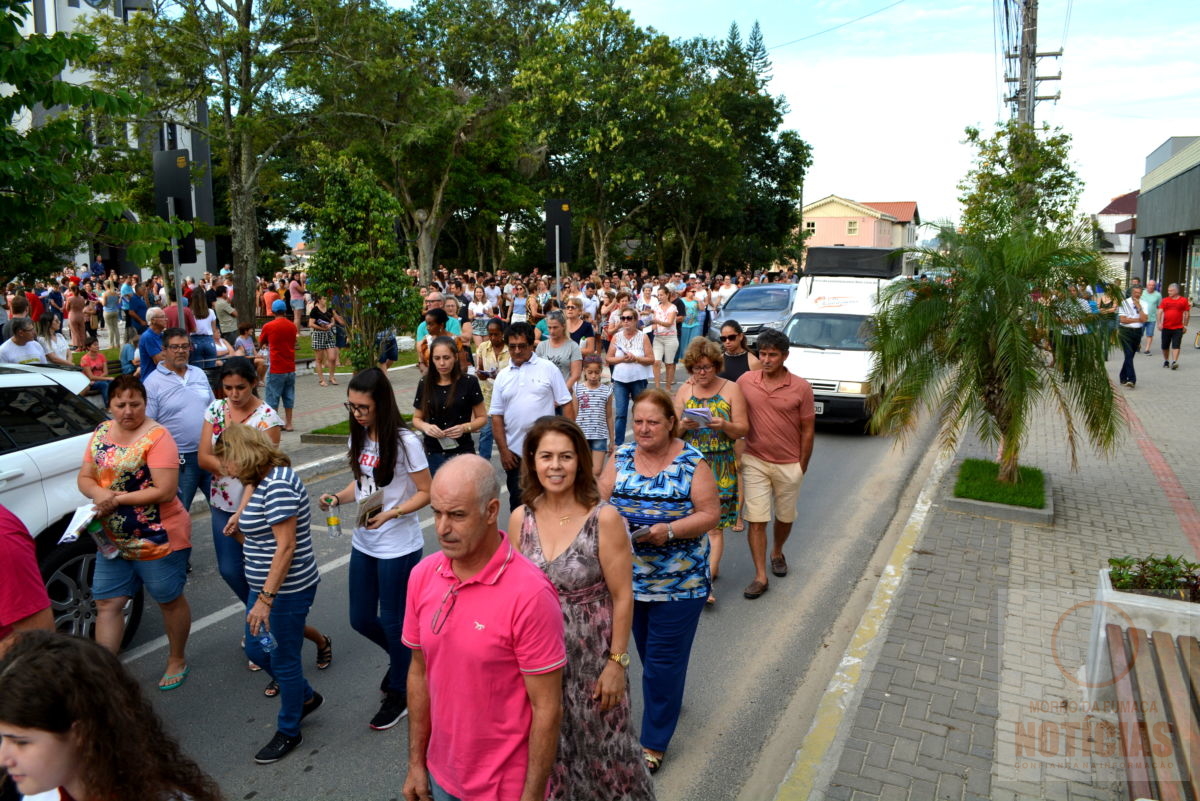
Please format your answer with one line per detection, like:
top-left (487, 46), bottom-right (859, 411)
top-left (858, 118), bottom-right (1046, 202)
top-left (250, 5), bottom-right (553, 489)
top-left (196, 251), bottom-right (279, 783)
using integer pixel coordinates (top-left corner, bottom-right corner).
top-left (319, 367), bottom-right (430, 731)
top-left (197, 358), bottom-right (332, 686)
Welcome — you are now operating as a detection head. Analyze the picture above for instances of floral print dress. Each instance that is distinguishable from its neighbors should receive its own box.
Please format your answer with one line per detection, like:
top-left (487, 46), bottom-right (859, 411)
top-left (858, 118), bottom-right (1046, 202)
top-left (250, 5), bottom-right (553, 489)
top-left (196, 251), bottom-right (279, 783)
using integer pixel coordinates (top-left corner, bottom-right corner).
top-left (87, 421), bottom-right (176, 560)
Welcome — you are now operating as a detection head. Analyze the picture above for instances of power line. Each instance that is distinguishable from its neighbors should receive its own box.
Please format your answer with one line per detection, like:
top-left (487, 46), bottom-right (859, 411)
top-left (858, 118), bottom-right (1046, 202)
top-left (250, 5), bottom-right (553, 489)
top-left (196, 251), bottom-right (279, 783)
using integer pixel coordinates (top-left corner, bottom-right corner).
top-left (767, 0), bottom-right (907, 51)
top-left (1061, 0), bottom-right (1074, 49)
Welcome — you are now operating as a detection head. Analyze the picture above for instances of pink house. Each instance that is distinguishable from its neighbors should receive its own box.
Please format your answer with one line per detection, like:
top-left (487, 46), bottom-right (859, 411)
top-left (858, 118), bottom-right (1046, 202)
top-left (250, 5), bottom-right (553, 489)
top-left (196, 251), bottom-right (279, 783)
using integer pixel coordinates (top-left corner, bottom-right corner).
top-left (802, 195), bottom-right (921, 250)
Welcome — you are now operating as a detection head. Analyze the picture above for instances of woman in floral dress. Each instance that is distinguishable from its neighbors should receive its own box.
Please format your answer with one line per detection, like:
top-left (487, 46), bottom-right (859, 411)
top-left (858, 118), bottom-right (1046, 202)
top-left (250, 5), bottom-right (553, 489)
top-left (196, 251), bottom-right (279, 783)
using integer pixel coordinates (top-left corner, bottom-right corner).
top-left (508, 416), bottom-right (655, 801)
top-left (674, 338), bottom-right (749, 604)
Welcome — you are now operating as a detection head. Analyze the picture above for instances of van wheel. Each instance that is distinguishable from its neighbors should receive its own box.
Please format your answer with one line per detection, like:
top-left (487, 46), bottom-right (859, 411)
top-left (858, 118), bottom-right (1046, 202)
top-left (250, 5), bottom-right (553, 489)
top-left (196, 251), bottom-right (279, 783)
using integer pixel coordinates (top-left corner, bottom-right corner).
top-left (40, 538), bottom-right (144, 648)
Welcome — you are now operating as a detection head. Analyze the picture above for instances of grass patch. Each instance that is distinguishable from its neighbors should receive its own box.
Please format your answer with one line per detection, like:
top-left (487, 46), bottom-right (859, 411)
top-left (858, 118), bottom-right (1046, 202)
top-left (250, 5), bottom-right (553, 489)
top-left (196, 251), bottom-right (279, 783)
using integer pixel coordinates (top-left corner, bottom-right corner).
top-left (311, 413), bottom-right (412, 436)
top-left (953, 458), bottom-right (1046, 509)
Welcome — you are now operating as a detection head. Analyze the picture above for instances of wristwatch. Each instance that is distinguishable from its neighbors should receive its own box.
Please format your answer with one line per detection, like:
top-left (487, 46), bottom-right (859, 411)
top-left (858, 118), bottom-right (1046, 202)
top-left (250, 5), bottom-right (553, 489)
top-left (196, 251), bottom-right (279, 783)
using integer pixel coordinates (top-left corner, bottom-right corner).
top-left (667, 523), bottom-right (676, 540)
top-left (609, 652), bottom-right (630, 668)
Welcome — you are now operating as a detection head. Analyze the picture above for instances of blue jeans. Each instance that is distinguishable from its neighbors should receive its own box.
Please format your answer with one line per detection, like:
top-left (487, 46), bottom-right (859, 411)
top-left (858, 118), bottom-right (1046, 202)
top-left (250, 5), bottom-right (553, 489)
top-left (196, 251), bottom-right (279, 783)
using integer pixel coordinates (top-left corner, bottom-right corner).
top-left (244, 584), bottom-right (318, 737)
top-left (189, 334), bottom-right (217, 368)
top-left (177, 451), bottom-right (211, 511)
top-left (612, 379), bottom-right (647, 446)
top-left (211, 507), bottom-right (248, 602)
top-left (632, 597), bottom-right (706, 752)
top-left (429, 772), bottom-right (462, 801)
top-left (265, 372), bottom-right (296, 411)
top-left (348, 547), bottom-right (421, 694)
top-left (478, 419), bottom-right (494, 461)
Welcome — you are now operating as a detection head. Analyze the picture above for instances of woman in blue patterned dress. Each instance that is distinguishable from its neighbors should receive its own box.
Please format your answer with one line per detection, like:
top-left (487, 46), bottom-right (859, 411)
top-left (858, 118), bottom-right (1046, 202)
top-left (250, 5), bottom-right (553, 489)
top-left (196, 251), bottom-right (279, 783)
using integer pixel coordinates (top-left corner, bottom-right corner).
top-left (598, 389), bottom-right (720, 775)
top-left (674, 338), bottom-right (748, 605)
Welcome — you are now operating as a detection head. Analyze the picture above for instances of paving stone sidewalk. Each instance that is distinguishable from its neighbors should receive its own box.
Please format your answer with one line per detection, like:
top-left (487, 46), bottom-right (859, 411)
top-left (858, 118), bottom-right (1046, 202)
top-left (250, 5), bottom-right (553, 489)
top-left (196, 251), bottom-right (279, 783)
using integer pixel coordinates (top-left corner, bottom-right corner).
top-left (814, 348), bottom-right (1200, 801)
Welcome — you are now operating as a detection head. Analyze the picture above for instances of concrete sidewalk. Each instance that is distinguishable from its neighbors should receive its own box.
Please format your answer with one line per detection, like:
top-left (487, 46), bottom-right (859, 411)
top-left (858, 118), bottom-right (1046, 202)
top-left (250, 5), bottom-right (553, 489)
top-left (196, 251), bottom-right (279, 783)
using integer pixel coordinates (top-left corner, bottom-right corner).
top-left (777, 346), bottom-right (1200, 800)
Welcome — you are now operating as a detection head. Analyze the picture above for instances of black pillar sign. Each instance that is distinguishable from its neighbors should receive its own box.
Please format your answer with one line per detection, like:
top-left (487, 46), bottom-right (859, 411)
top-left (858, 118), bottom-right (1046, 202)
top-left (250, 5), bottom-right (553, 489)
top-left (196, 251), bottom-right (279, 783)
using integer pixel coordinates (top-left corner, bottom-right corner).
top-left (545, 199), bottom-right (571, 265)
top-left (154, 149), bottom-right (197, 264)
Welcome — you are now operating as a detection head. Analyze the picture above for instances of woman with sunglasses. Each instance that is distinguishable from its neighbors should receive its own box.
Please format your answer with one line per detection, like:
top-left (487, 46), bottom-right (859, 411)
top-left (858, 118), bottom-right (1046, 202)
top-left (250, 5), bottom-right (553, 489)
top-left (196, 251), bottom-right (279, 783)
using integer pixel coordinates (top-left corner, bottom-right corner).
top-left (606, 308), bottom-right (654, 447)
top-left (564, 298), bottom-right (596, 356)
top-left (716, 320), bottom-right (761, 383)
top-left (319, 368), bottom-right (430, 731)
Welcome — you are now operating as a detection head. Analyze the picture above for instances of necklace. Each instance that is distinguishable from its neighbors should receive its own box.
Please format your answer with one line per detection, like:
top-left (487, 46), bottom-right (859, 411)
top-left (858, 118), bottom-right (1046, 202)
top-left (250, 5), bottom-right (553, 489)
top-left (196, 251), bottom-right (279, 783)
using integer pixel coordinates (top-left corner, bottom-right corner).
top-left (541, 499), bottom-right (575, 526)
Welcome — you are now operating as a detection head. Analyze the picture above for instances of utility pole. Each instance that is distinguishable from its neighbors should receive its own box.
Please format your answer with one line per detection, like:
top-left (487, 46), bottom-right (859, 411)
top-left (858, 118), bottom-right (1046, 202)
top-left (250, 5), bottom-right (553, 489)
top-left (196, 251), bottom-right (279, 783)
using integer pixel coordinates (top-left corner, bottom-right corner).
top-left (1004, 0), bottom-right (1062, 124)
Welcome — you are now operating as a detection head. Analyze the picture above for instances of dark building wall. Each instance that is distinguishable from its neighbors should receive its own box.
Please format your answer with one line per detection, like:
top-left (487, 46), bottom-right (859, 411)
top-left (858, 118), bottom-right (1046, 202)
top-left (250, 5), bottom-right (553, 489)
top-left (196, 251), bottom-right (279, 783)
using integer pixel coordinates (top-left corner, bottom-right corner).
top-left (1137, 165), bottom-right (1200, 238)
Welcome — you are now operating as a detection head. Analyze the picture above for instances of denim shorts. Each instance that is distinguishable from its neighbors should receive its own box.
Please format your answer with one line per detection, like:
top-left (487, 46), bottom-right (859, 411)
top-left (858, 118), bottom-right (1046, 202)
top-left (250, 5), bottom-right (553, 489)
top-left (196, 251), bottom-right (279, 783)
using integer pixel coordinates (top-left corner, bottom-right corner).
top-left (1142, 321), bottom-right (1156, 338)
top-left (290, 298), bottom-right (305, 310)
top-left (588, 438), bottom-right (608, 452)
top-left (266, 372), bottom-right (296, 410)
top-left (93, 547), bottom-right (190, 604)
top-left (378, 337), bottom-right (398, 363)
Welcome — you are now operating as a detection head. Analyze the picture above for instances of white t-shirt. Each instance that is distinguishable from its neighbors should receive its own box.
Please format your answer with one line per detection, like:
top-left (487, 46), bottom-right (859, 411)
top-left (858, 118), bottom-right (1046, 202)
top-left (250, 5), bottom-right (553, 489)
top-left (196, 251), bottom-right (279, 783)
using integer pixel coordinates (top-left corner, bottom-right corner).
top-left (194, 309), bottom-right (216, 336)
top-left (350, 428), bottom-right (428, 559)
top-left (0, 338), bottom-right (47, 364)
top-left (718, 284), bottom-right (738, 304)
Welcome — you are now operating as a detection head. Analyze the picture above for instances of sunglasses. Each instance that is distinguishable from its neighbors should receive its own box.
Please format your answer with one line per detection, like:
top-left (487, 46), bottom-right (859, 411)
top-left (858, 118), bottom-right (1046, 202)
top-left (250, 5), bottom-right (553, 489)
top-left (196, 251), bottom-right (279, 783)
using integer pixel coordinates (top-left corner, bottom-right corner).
top-left (719, 334), bottom-right (739, 342)
top-left (620, 316), bottom-right (636, 321)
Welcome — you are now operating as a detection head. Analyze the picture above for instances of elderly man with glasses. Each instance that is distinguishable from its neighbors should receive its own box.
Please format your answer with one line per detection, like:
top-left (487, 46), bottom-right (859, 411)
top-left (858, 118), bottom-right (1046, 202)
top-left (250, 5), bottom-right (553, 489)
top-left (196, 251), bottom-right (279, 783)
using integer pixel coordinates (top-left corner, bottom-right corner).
top-left (401, 455), bottom-right (564, 801)
top-left (138, 307), bottom-right (169, 380)
top-left (145, 327), bottom-right (215, 508)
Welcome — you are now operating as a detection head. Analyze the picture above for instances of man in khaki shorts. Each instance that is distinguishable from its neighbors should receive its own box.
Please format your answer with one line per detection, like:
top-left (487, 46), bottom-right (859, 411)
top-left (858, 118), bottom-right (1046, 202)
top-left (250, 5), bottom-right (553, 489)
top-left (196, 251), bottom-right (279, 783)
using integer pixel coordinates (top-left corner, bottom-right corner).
top-left (735, 329), bottom-right (815, 599)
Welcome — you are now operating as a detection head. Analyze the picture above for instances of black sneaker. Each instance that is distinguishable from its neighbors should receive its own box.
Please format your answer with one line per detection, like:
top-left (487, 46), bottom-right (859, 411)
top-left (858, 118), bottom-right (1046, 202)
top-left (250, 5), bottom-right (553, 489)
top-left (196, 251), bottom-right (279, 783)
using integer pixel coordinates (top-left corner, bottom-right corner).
top-left (1164, 360), bottom-right (1170, 368)
top-left (369, 691), bottom-right (408, 730)
top-left (301, 691), bottom-right (323, 722)
top-left (254, 731), bottom-right (303, 764)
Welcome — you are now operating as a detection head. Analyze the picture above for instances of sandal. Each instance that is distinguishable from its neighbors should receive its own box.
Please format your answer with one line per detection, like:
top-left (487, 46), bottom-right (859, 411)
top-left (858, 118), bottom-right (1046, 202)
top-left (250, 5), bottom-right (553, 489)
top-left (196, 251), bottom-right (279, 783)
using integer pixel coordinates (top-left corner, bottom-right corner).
top-left (319, 380), bottom-right (327, 387)
top-left (248, 660), bottom-right (262, 672)
top-left (643, 749), bottom-right (663, 774)
top-left (706, 593), bottom-right (716, 606)
top-left (264, 679), bottom-right (279, 697)
top-left (316, 635), bottom-right (333, 670)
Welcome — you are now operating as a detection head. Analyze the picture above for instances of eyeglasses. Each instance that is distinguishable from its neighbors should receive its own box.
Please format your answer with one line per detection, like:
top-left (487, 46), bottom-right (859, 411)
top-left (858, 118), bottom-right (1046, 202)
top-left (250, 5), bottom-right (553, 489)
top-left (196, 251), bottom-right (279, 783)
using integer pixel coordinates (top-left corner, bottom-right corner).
top-left (719, 335), bottom-right (739, 342)
top-left (431, 584), bottom-right (460, 634)
top-left (343, 401), bottom-right (372, 415)
top-left (620, 316), bottom-right (636, 321)
top-left (691, 363), bottom-right (715, 372)
top-left (166, 343), bottom-right (192, 352)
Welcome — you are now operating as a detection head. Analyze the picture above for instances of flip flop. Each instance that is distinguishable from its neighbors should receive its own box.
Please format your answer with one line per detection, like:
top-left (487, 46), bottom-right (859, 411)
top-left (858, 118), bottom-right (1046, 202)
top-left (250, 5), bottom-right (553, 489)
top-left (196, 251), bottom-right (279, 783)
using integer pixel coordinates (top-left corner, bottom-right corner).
top-left (159, 666), bottom-right (190, 691)
top-left (643, 749), bottom-right (663, 774)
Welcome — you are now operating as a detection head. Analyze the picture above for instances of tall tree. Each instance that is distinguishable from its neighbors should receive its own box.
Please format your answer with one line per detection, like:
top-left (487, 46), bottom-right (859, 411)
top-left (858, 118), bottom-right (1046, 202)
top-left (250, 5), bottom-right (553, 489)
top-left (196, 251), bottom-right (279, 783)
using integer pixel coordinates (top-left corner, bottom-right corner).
top-left (958, 120), bottom-right (1083, 237)
top-left (302, 150), bottom-right (421, 373)
top-left (84, 0), bottom-right (335, 319)
top-left (0, 0), bottom-right (183, 284)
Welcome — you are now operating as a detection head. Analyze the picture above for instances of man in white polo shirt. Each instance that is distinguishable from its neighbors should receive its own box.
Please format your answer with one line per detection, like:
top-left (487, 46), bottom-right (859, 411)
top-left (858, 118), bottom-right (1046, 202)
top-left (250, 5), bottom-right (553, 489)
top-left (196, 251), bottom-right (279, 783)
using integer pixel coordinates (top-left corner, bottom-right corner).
top-left (489, 322), bottom-right (574, 510)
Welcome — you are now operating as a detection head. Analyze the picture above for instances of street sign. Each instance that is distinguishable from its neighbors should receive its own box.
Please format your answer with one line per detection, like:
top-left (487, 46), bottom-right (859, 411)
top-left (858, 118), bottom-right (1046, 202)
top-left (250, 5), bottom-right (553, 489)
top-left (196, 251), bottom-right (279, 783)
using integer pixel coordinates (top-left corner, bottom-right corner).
top-left (154, 149), bottom-right (197, 264)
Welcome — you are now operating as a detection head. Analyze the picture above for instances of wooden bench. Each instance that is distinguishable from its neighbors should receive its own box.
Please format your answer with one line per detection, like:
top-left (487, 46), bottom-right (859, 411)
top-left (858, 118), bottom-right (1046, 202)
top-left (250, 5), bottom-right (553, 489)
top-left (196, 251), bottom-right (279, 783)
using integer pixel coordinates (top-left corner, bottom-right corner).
top-left (1105, 624), bottom-right (1200, 801)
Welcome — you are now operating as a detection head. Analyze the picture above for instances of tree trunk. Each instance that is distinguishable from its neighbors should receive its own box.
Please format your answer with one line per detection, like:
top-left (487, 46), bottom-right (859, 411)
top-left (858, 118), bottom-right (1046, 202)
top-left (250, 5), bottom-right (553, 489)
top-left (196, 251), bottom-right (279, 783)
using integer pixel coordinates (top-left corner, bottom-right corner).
top-left (997, 436), bottom-right (1021, 483)
top-left (228, 165), bottom-right (259, 323)
top-left (591, 219), bottom-right (610, 273)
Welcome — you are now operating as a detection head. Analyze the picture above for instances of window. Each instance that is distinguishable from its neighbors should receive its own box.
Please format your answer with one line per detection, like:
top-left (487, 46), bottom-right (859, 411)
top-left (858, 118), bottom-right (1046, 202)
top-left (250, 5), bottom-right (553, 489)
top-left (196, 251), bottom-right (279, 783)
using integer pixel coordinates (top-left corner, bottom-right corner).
top-left (847, 220), bottom-right (859, 236)
top-left (804, 221), bottom-right (816, 232)
top-left (0, 385), bottom-right (107, 454)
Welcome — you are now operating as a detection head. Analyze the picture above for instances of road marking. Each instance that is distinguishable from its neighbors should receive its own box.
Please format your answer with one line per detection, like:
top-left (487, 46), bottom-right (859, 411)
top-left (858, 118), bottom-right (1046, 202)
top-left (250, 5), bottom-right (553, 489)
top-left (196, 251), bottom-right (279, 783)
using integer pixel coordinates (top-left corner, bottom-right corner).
top-left (123, 480), bottom-right (508, 665)
top-left (774, 445), bottom-right (954, 801)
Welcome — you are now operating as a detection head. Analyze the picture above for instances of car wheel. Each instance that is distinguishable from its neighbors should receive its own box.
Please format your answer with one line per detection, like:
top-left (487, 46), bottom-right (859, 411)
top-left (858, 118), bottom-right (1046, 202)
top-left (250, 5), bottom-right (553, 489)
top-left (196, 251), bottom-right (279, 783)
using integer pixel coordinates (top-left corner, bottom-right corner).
top-left (40, 538), bottom-right (144, 648)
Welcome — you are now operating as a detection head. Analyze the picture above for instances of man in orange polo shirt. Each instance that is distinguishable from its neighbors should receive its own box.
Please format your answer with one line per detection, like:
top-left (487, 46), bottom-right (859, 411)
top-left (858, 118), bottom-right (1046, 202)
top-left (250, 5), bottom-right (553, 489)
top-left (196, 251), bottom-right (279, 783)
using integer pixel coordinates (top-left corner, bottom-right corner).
top-left (735, 329), bottom-right (815, 599)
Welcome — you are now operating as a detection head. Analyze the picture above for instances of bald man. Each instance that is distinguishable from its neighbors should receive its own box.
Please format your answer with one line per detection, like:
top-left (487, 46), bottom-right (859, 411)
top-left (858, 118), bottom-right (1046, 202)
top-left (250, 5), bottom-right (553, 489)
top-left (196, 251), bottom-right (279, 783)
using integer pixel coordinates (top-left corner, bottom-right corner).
top-left (402, 456), bottom-right (564, 801)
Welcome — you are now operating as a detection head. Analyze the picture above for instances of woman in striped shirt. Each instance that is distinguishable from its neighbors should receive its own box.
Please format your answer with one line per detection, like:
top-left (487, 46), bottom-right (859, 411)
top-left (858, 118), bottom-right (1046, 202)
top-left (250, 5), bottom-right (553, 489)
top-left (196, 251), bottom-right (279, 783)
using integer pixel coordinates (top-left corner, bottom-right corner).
top-left (215, 425), bottom-right (322, 765)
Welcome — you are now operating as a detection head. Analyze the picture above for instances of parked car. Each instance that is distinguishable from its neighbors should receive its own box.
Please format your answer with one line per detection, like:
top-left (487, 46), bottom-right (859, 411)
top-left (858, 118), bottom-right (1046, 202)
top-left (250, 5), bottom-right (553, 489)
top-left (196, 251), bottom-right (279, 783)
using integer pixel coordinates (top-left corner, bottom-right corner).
top-left (707, 283), bottom-right (798, 345)
top-left (0, 363), bottom-right (143, 644)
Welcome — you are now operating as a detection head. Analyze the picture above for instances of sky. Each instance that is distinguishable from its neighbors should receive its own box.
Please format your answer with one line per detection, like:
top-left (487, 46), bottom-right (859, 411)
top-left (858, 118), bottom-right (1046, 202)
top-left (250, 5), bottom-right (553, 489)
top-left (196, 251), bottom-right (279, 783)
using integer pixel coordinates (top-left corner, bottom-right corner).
top-left (619, 0), bottom-right (1200, 227)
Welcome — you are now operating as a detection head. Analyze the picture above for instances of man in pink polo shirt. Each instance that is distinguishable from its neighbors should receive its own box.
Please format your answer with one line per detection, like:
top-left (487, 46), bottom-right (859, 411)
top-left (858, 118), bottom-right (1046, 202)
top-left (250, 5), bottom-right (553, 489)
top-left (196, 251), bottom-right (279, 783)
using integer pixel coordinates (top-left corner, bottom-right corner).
top-left (402, 455), bottom-right (564, 801)
top-left (736, 328), bottom-right (816, 600)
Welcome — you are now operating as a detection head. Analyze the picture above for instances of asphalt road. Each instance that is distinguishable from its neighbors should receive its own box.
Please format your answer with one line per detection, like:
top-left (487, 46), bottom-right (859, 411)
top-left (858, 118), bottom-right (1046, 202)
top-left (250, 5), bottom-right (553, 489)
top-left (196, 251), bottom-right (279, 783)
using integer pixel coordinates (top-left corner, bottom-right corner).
top-left (119, 422), bottom-right (930, 801)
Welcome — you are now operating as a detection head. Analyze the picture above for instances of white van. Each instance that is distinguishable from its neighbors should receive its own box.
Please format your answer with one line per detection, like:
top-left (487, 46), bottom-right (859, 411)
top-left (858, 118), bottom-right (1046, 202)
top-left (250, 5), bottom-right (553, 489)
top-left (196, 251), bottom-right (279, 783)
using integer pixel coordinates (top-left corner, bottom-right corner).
top-left (782, 246), bottom-right (904, 423)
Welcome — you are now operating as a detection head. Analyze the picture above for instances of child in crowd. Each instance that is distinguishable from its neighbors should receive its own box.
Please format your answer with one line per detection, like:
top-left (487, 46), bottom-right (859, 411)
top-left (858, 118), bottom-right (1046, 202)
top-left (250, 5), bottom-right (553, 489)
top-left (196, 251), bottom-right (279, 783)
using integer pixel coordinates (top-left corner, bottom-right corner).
top-left (573, 355), bottom-right (614, 473)
top-left (235, 322), bottom-right (268, 384)
top-left (118, 329), bottom-right (140, 375)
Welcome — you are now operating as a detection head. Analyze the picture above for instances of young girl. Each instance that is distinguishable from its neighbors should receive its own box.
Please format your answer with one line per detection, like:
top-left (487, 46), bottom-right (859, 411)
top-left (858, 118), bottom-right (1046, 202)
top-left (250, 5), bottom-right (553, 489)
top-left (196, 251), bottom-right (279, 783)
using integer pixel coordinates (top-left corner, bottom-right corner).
top-left (119, 328), bottom-right (141, 375)
top-left (235, 322), bottom-right (267, 384)
top-left (573, 356), bottom-right (614, 473)
top-left (0, 631), bottom-right (222, 801)
top-left (78, 336), bottom-right (112, 404)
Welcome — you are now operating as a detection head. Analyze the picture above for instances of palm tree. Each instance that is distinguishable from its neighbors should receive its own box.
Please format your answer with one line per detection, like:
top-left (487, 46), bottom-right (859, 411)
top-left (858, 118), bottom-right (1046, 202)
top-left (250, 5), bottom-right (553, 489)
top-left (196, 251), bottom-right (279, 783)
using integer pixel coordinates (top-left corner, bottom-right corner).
top-left (868, 220), bottom-right (1123, 483)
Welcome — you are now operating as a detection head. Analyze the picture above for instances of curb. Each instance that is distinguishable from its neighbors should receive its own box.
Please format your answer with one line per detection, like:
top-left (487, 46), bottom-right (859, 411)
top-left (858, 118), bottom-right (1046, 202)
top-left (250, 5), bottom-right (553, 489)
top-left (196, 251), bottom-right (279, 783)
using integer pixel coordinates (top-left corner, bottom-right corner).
top-left (774, 445), bottom-right (956, 801)
top-left (299, 433), bottom-right (345, 445)
top-left (943, 474), bottom-right (1055, 525)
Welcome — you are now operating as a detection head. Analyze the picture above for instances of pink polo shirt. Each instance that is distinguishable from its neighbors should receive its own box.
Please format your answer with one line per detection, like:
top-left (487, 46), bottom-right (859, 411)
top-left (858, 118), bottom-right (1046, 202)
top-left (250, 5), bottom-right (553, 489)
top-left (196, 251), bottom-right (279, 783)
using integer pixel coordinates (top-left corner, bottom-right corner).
top-left (402, 536), bottom-right (566, 801)
top-left (738, 368), bottom-right (815, 464)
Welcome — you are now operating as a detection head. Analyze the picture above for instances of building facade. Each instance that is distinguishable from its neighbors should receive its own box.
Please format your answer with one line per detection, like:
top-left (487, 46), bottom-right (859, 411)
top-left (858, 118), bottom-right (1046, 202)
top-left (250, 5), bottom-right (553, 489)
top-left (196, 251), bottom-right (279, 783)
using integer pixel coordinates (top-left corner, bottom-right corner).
top-left (802, 195), bottom-right (921, 250)
top-left (1135, 137), bottom-right (1200, 302)
top-left (1093, 190), bottom-right (1139, 279)
top-left (18, 0), bottom-right (217, 276)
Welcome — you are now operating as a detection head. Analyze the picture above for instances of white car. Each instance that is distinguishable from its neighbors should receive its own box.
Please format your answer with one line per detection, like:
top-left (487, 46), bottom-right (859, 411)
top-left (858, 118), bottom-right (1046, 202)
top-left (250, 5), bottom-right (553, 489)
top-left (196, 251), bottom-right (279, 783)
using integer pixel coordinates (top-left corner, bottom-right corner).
top-left (0, 363), bottom-right (143, 643)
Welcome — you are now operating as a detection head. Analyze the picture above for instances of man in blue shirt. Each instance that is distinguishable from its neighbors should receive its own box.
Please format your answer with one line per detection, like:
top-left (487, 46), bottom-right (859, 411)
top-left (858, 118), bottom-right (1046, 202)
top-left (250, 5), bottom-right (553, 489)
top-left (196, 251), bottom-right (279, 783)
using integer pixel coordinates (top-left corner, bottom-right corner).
top-left (138, 308), bottom-right (167, 381)
top-left (144, 327), bottom-right (214, 509)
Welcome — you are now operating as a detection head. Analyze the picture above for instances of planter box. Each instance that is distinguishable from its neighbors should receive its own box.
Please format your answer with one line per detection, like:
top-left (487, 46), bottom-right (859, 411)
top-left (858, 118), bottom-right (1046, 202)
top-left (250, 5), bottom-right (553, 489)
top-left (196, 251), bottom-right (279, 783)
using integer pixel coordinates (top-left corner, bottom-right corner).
top-left (943, 475), bottom-right (1054, 525)
top-left (1083, 569), bottom-right (1200, 704)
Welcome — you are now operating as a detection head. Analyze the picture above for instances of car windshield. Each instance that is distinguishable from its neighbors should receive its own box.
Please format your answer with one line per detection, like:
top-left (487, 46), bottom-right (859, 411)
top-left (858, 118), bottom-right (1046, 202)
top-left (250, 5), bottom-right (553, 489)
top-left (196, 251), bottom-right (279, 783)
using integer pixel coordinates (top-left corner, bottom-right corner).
top-left (785, 313), bottom-right (874, 351)
top-left (723, 287), bottom-right (792, 311)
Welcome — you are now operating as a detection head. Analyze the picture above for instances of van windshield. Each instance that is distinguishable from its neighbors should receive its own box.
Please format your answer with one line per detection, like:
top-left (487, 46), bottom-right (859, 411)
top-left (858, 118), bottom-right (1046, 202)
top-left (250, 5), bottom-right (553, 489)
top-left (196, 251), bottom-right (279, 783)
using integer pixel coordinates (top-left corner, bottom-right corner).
top-left (785, 313), bottom-right (874, 351)
top-left (723, 287), bottom-right (792, 311)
